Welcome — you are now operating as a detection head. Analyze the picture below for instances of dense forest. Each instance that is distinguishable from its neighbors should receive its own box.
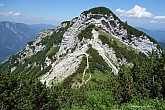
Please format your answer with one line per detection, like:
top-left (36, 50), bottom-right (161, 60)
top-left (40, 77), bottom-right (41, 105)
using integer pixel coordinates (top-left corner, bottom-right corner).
top-left (1, 51), bottom-right (165, 109)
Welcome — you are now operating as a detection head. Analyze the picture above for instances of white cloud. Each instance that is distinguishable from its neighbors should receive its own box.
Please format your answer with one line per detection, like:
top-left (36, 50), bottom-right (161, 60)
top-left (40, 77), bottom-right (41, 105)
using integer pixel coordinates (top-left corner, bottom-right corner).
top-left (0, 12), bottom-right (21, 16)
top-left (153, 16), bottom-right (165, 19)
top-left (116, 8), bottom-right (125, 14)
top-left (116, 5), bottom-right (153, 18)
top-left (149, 20), bottom-right (157, 23)
top-left (0, 3), bottom-right (4, 7)
top-left (0, 4), bottom-right (22, 17)
top-left (116, 5), bottom-right (165, 20)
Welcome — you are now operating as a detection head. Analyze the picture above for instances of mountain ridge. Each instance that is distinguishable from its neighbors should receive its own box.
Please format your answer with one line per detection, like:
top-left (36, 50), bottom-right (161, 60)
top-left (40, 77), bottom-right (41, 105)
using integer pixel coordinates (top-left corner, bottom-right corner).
top-left (0, 6), bottom-right (165, 109)
top-left (136, 27), bottom-right (165, 49)
top-left (0, 7), bottom-right (162, 86)
top-left (0, 21), bottom-right (55, 63)
top-left (136, 27), bottom-right (165, 42)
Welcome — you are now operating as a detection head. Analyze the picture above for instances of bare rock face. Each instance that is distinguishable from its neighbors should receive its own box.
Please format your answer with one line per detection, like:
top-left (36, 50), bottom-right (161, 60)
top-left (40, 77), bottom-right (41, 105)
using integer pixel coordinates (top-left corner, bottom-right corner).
top-left (3, 7), bottom-right (162, 86)
top-left (39, 12), bottom-right (161, 86)
top-left (18, 29), bottom-right (54, 61)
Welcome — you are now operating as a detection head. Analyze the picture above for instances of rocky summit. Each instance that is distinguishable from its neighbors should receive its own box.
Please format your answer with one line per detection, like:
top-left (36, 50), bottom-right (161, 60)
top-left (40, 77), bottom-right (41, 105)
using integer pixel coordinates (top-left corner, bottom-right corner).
top-left (0, 7), bottom-right (162, 86)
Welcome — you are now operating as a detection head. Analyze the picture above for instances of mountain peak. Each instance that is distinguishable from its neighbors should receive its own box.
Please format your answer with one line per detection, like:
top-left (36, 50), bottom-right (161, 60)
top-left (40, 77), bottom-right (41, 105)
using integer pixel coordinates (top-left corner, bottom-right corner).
top-left (82, 6), bottom-right (113, 16)
top-left (0, 7), bottom-right (162, 86)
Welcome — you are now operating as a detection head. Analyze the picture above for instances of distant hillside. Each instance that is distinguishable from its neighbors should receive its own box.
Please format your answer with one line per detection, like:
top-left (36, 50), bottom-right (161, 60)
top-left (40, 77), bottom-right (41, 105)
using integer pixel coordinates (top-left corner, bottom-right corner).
top-left (159, 42), bottom-right (165, 49)
top-left (136, 27), bottom-right (165, 49)
top-left (0, 21), bottom-right (55, 62)
top-left (136, 27), bottom-right (165, 42)
top-left (31, 24), bottom-right (56, 32)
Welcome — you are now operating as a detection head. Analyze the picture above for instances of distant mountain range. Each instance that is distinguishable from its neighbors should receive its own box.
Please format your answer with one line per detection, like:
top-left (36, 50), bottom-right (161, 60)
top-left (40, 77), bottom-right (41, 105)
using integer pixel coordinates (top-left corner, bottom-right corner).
top-left (136, 27), bottom-right (165, 49)
top-left (0, 21), bottom-right (55, 62)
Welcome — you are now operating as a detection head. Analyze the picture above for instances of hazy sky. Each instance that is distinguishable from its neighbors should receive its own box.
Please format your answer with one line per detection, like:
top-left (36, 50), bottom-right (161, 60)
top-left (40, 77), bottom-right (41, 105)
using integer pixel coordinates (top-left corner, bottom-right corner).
top-left (0, 0), bottom-right (165, 29)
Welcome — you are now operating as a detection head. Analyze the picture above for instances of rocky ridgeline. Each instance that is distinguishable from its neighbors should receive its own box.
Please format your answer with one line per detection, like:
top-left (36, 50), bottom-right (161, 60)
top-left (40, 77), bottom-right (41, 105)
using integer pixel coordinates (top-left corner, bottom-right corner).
top-left (40, 12), bottom-right (161, 86)
top-left (39, 13), bottom-right (128, 85)
top-left (18, 29), bottom-right (54, 62)
top-left (127, 35), bottom-right (159, 56)
top-left (81, 13), bottom-right (160, 56)
top-left (57, 13), bottom-right (124, 57)
top-left (4, 7), bottom-right (162, 86)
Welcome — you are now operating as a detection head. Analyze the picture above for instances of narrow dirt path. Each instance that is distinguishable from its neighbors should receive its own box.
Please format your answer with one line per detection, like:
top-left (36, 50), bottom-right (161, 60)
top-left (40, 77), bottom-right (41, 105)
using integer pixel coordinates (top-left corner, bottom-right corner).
top-left (79, 53), bottom-right (91, 87)
top-left (71, 52), bottom-right (91, 89)
top-left (81, 53), bottom-right (91, 84)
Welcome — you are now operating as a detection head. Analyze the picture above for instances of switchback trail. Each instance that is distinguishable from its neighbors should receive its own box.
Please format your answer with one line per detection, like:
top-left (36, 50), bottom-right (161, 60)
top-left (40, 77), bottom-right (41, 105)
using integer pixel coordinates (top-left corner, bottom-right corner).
top-left (79, 53), bottom-right (91, 87)
top-left (82, 53), bottom-right (91, 84)
top-left (71, 53), bottom-right (91, 89)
